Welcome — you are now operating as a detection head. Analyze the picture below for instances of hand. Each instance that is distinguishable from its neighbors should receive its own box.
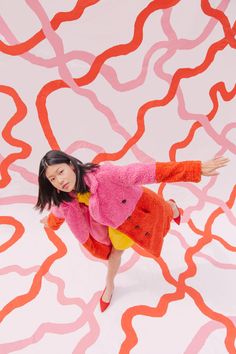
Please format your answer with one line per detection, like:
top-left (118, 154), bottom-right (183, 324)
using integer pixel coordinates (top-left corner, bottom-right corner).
top-left (40, 216), bottom-right (49, 228)
top-left (201, 156), bottom-right (229, 176)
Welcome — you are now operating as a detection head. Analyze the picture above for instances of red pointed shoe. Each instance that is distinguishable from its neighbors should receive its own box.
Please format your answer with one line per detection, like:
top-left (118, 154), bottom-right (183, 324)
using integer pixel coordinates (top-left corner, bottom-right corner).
top-left (100, 288), bottom-right (113, 312)
top-left (169, 199), bottom-right (181, 225)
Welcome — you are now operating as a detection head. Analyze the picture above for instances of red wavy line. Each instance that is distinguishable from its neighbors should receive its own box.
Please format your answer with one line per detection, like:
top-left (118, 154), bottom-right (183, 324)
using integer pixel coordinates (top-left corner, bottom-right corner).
top-left (180, 185), bottom-right (235, 282)
top-left (120, 253), bottom-right (180, 353)
top-left (75, 0), bottom-right (181, 87)
top-left (208, 82), bottom-right (236, 120)
top-left (0, 85), bottom-right (31, 188)
top-left (0, 228), bottom-right (67, 322)
top-left (212, 234), bottom-right (236, 251)
top-left (189, 218), bottom-right (236, 251)
top-left (181, 186), bottom-right (236, 353)
top-left (35, 0), bottom-right (181, 151)
top-left (94, 33), bottom-right (231, 163)
top-left (0, 216), bottom-right (24, 252)
top-left (120, 184), bottom-right (235, 353)
top-left (120, 288), bottom-right (184, 353)
top-left (169, 80), bottom-right (236, 160)
top-left (0, 0), bottom-right (100, 55)
top-left (201, 0), bottom-right (236, 48)
top-left (186, 286), bottom-right (236, 354)
top-left (36, 22), bottom-right (235, 162)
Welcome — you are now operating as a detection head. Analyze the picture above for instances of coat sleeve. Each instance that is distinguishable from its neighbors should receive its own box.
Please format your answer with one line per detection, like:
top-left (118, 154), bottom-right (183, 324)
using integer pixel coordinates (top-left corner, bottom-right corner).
top-left (155, 160), bottom-right (201, 183)
top-left (102, 161), bottom-right (201, 186)
top-left (47, 212), bottom-right (65, 230)
top-left (46, 206), bottom-right (65, 230)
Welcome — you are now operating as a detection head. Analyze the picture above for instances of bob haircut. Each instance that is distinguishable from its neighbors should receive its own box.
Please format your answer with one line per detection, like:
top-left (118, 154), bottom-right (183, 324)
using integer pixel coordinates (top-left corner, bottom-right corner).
top-left (35, 150), bottom-right (99, 212)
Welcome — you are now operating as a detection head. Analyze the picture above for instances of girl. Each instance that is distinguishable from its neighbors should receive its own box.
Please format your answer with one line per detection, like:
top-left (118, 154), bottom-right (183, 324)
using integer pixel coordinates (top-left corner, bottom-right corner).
top-left (36, 150), bottom-right (229, 312)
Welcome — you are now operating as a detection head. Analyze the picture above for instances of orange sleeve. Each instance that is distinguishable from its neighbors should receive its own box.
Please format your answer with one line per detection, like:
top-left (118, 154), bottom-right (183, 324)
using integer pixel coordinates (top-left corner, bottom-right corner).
top-left (155, 161), bottom-right (201, 183)
top-left (82, 235), bottom-right (112, 260)
top-left (47, 213), bottom-right (65, 230)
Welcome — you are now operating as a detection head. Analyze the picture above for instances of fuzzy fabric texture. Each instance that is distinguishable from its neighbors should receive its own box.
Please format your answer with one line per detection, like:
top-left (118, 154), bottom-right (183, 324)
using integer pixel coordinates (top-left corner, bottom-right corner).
top-left (117, 187), bottom-right (173, 258)
top-left (47, 161), bottom-right (201, 259)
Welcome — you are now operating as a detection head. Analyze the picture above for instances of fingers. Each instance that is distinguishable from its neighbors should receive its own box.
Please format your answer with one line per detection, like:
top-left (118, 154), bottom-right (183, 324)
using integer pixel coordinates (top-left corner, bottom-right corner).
top-left (214, 156), bottom-right (229, 160)
top-left (213, 156), bottom-right (230, 165)
top-left (208, 172), bottom-right (219, 176)
top-left (40, 217), bottom-right (49, 228)
top-left (208, 156), bottom-right (230, 170)
top-left (202, 156), bottom-right (229, 177)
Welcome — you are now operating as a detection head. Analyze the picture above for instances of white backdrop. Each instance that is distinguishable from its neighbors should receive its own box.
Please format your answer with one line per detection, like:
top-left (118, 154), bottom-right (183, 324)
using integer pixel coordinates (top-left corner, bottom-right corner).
top-left (0, 1), bottom-right (236, 353)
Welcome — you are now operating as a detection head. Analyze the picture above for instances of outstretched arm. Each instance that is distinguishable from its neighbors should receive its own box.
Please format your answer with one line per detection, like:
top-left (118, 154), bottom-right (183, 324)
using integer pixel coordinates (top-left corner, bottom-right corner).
top-left (201, 156), bottom-right (229, 176)
top-left (100, 156), bottom-right (229, 186)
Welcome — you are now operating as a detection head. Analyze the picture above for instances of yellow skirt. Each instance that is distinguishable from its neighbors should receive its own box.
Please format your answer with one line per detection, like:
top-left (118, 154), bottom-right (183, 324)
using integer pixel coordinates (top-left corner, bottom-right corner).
top-left (108, 227), bottom-right (134, 250)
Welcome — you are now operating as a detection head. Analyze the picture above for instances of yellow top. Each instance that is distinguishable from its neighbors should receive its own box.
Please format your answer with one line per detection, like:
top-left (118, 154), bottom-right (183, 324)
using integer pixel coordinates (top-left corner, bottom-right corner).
top-left (77, 192), bottom-right (134, 250)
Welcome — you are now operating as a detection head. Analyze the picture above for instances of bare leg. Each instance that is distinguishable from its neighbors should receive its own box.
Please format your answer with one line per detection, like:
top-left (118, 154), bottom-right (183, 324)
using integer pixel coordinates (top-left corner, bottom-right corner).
top-left (102, 247), bottom-right (123, 302)
top-left (167, 200), bottom-right (180, 219)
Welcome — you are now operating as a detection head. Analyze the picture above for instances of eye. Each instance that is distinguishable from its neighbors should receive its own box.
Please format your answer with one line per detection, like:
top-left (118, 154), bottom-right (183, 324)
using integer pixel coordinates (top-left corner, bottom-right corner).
top-left (50, 177), bottom-right (55, 182)
top-left (59, 170), bottom-right (64, 174)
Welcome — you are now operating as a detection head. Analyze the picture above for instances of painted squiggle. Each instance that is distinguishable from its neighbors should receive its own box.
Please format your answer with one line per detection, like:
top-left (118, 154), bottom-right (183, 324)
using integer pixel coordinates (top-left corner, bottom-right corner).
top-left (0, 1), bottom-right (235, 353)
top-left (0, 86), bottom-right (31, 188)
top-left (0, 0), bottom-right (100, 55)
top-left (184, 316), bottom-right (236, 354)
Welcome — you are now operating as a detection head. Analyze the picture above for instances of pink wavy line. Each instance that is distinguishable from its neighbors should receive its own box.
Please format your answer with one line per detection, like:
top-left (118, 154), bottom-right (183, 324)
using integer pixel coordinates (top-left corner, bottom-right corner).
top-left (178, 123), bottom-right (236, 223)
top-left (155, 8), bottom-right (235, 226)
top-left (0, 0), bottom-right (229, 94)
top-left (177, 90), bottom-right (236, 153)
top-left (0, 265), bottom-right (39, 276)
top-left (0, 261), bottom-right (139, 352)
top-left (0, 137), bottom-right (113, 190)
top-left (0, 2), bottom-right (234, 353)
top-left (155, 6), bottom-right (236, 156)
top-left (119, 252), bottom-right (140, 272)
top-left (0, 196), bottom-right (36, 205)
top-left (46, 273), bottom-right (100, 354)
top-left (0, 14), bottom-right (151, 91)
top-left (0, 138), bottom-right (106, 189)
top-left (65, 141), bottom-right (106, 155)
top-left (24, 0), bottom-right (152, 163)
top-left (0, 154), bottom-right (37, 184)
top-left (0, 0), bottom-right (231, 168)
top-left (156, 2), bottom-right (236, 187)
top-left (0, 271), bottom-right (100, 353)
top-left (170, 230), bottom-right (236, 270)
top-left (176, 180), bottom-right (236, 225)
top-left (184, 316), bottom-right (236, 354)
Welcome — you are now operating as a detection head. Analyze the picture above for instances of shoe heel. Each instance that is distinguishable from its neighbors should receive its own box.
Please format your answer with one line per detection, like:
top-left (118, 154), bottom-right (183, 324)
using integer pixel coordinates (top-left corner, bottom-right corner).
top-left (100, 288), bottom-right (112, 312)
top-left (169, 199), bottom-right (181, 225)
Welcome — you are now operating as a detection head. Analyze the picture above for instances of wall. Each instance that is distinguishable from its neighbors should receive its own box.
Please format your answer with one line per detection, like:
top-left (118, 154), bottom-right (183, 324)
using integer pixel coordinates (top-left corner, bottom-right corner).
top-left (0, 1), bottom-right (235, 353)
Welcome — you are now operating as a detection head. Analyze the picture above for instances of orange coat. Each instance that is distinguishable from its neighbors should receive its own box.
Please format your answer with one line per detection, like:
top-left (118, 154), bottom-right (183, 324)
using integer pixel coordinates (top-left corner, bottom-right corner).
top-left (47, 161), bottom-right (201, 259)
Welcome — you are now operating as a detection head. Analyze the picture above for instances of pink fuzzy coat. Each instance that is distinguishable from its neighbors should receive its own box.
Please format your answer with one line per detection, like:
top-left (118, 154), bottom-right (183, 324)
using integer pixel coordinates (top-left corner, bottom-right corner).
top-left (48, 161), bottom-right (201, 259)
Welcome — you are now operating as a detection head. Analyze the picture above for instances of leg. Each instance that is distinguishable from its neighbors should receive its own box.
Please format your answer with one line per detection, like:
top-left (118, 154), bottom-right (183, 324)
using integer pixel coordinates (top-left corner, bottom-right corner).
top-left (102, 247), bottom-right (123, 302)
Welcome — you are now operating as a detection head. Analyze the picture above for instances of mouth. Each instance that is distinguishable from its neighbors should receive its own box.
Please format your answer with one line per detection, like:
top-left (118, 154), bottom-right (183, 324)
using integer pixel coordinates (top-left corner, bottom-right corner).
top-left (62, 183), bottom-right (69, 189)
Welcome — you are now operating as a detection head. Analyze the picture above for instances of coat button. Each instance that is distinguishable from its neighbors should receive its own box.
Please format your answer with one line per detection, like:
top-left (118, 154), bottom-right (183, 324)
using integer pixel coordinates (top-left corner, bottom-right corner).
top-left (135, 225), bottom-right (140, 229)
top-left (121, 199), bottom-right (127, 204)
top-left (145, 231), bottom-right (151, 237)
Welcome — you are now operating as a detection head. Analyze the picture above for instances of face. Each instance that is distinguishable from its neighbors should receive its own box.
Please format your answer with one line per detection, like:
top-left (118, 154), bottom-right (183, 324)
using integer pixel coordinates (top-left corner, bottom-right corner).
top-left (45, 163), bottom-right (76, 192)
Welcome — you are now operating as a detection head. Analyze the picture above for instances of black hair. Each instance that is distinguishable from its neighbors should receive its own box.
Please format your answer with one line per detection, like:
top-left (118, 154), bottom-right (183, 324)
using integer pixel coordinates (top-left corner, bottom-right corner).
top-left (35, 150), bottom-right (99, 212)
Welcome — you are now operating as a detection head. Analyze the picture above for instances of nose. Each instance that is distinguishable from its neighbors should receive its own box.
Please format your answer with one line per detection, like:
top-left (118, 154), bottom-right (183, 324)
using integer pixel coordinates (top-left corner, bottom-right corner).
top-left (57, 175), bottom-right (64, 185)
